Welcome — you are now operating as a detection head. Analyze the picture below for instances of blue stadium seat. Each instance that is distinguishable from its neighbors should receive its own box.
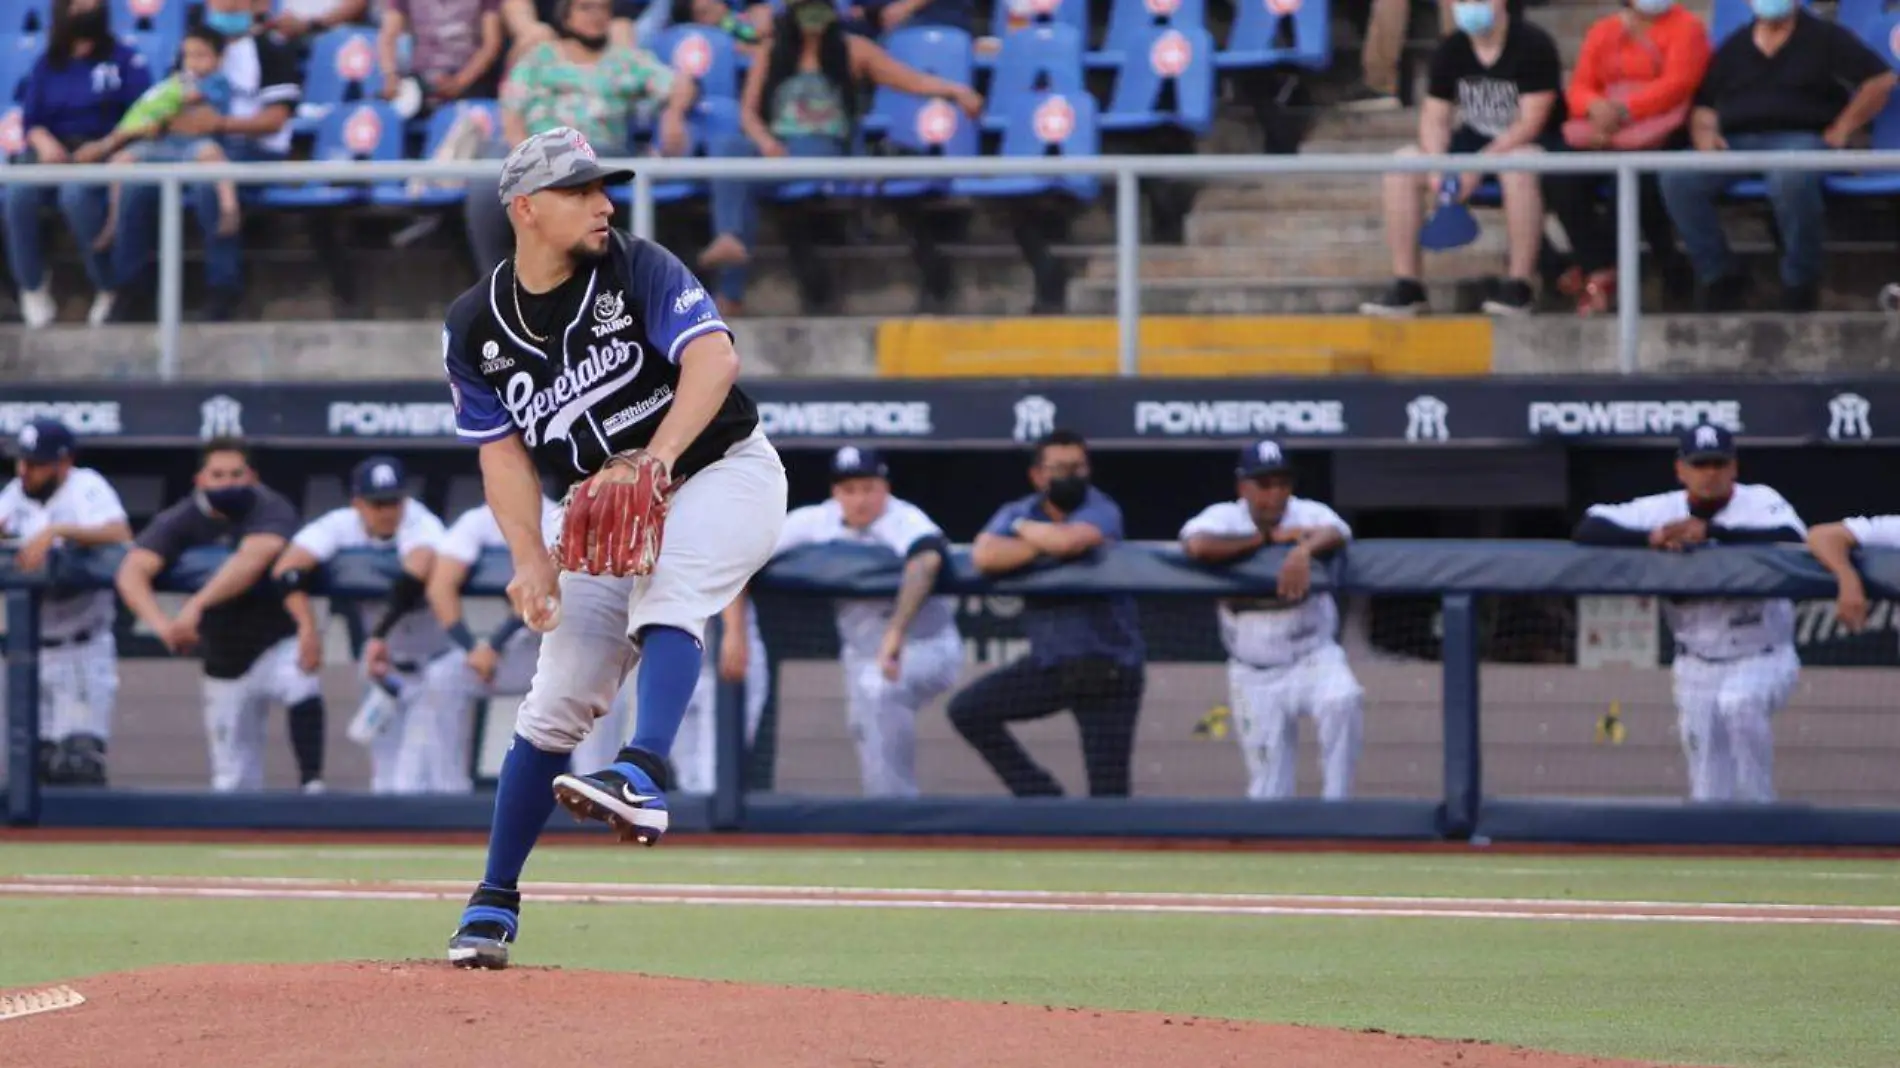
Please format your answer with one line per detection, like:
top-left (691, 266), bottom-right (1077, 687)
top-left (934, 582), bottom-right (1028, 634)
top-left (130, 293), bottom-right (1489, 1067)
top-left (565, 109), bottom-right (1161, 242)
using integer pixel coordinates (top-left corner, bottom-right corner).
top-left (607, 96), bottom-right (744, 207)
top-left (954, 90), bottom-right (1100, 200)
top-left (295, 27), bottom-right (384, 136)
top-left (1100, 26), bottom-right (1216, 135)
top-left (260, 101), bottom-right (404, 209)
top-left (1090, 0), bottom-right (1207, 69)
top-left (369, 99), bottom-right (501, 208)
top-left (655, 24), bottom-right (739, 101)
top-left (0, 53), bottom-right (24, 164)
top-left (986, 0), bottom-right (1090, 47)
top-left (864, 26), bottom-right (973, 136)
top-left (111, 0), bottom-right (188, 73)
top-left (1219, 0), bottom-right (1330, 71)
top-left (1825, 8), bottom-right (1900, 197)
top-left (5, 0), bottom-right (52, 37)
top-left (982, 24), bottom-right (1085, 131)
top-left (873, 91), bottom-right (977, 198)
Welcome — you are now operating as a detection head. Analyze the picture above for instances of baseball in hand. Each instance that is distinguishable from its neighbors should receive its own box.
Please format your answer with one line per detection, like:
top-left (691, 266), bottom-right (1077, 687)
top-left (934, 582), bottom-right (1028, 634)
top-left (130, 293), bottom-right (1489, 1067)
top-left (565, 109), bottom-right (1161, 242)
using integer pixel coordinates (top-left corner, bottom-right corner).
top-left (527, 596), bottom-right (562, 633)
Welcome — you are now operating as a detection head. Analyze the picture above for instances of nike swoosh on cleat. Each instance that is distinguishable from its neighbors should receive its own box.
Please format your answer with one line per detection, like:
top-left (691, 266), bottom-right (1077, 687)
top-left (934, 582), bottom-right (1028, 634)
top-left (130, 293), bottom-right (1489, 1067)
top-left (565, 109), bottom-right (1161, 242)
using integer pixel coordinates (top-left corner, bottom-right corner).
top-left (619, 784), bottom-right (659, 805)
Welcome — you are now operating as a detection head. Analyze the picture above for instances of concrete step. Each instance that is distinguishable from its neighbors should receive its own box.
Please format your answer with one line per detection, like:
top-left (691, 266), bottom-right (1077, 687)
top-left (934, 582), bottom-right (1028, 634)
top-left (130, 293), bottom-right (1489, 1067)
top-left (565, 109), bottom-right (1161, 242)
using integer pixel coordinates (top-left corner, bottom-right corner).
top-left (1077, 238), bottom-right (1510, 283)
top-left (1066, 275), bottom-right (1482, 315)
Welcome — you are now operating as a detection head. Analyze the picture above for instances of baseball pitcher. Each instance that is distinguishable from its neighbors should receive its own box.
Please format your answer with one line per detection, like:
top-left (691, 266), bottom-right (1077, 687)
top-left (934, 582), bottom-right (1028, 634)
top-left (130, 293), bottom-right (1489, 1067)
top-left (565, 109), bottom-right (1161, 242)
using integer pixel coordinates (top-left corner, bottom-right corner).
top-left (1180, 439), bottom-right (1363, 800)
top-left (1573, 424), bottom-right (1805, 802)
top-left (0, 420), bottom-right (132, 786)
top-left (271, 455), bottom-right (449, 794)
top-left (768, 445), bottom-right (961, 797)
top-left (115, 438), bottom-right (328, 792)
top-left (441, 128), bottom-right (787, 969)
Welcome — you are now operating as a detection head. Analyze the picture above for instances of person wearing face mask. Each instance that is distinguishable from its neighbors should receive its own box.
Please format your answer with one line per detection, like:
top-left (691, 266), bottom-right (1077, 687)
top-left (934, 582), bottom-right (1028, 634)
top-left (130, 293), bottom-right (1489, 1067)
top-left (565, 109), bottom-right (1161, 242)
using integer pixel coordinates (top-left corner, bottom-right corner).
top-left (463, 0), bottom-right (697, 273)
top-left (0, 420), bottom-right (132, 787)
top-left (949, 429), bottom-right (1146, 798)
top-left (378, 0), bottom-right (504, 114)
top-left (1180, 440), bottom-right (1363, 801)
top-left (501, 0), bottom-right (642, 67)
top-left (105, 0), bottom-right (302, 323)
top-left (1361, 0), bottom-right (1565, 318)
top-left (2, 0), bottom-right (152, 328)
top-left (1541, 0), bottom-right (1705, 317)
top-left (697, 0), bottom-right (983, 314)
top-left (1659, 0), bottom-right (1896, 313)
top-left (115, 438), bottom-right (329, 793)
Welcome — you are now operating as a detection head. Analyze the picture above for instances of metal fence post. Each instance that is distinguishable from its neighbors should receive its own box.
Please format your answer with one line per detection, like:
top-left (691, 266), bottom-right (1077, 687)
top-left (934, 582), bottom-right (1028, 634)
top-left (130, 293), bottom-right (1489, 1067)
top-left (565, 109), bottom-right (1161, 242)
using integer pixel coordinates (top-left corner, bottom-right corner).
top-left (1614, 164), bottom-right (1641, 375)
top-left (631, 172), bottom-right (655, 240)
top-left (710, 613), bottom-right (745, 830)
top-left (1115, 167), bottom-right (1140, 377)
top-left (6, 588), bottom-right (43, 826)
top-left (1439, 593), bottom-right (1481, 839)
top-left (158, 178), bottom-right (184, 381)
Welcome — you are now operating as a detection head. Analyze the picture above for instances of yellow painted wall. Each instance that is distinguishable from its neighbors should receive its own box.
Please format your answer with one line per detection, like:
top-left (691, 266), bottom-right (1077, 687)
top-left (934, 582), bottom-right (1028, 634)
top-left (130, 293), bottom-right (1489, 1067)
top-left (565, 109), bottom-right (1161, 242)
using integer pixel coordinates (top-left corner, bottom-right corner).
top-left (876, 316), bottom-right (1493, 377)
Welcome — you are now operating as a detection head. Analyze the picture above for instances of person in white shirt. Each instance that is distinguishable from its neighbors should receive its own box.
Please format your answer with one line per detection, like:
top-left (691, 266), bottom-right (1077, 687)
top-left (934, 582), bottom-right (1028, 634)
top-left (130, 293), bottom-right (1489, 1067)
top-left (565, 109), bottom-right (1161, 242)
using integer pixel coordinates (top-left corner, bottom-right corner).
top-left (1180, 439), bottom-right (1363, 800)
top-left (402, 495), bottom-right (561, 794)
top-left (1807, 513), bottom-right (1900, 637)
top-left (270, 455), bottom-right (448, 793)
top-left (1573, 424), bottom-right (1806, 803)
top-left (765, 445), bottom-right (962, 797)
top-left (0, 420), bottom-right (132, 786)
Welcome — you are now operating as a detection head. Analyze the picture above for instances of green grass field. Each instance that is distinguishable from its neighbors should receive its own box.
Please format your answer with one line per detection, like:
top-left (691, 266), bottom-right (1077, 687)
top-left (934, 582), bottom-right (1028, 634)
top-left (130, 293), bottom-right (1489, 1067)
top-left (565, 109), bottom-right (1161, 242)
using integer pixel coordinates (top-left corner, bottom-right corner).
top-left (3, 841), bottom-right (1897, 1068)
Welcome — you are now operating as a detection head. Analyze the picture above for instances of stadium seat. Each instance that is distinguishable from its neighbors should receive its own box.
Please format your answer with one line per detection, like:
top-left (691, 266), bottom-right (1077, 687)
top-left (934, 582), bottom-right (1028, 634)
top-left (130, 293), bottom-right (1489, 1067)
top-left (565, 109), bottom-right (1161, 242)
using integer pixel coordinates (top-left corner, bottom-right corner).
top-left (295, 27), bottom-right (384, 136)
top-left (982, 24), bottom-right (1085, 131)
top-left (1089, 0), bottom-right (1208, 69)
top-left (954, 90), bottom-right (1101, 200)
top-left (5, 0), bottom-right (53, 37)
top-left (1100, 26), bottom-right (1216, 135)
top-left (655, 24), bottom-right (739, 101)
top-left (864, 26), bottom-right (974, 136)
top-left (368, 99), bottom-right (501, 208)
top-left (1824, 8), bottom-right (1900, 197)
top-left (872, 89), bottom-right (978, 198)
top-left (607, 96), bottom-right (743, 207)
top-left (110, 0), bottom-right (189, 73)
top-left (1219, 0), bottom-right (1330, 71)
top-left (260, 101), bottom-right (405, 209)
top-left (986, 0), bottom-right (1090, 47)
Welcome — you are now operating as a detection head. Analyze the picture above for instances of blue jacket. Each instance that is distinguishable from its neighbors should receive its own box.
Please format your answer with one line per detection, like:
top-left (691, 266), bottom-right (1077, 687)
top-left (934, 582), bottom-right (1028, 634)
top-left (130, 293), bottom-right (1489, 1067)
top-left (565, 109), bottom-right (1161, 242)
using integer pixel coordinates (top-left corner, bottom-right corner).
top-left (20, 43), bottom-right (153, 146)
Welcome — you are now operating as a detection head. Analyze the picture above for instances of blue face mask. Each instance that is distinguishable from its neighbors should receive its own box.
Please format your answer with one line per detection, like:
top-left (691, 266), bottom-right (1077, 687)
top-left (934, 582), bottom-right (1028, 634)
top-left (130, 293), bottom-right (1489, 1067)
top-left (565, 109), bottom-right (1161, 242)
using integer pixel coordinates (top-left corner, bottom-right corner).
top-left (202, 9), bottom-right (254, 36)
top-left (1748, 0), bottom-right (1794, 18)
top-left (200, 485), bottom-right (257, 519)
top-left (1453, 1), bottom-right (1496, 36)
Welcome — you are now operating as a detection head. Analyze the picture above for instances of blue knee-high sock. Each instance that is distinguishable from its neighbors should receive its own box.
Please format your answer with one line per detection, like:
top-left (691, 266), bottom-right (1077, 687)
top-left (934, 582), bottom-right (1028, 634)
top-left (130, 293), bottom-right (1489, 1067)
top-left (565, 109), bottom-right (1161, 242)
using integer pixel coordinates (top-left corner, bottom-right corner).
top-left (628, 625), bottom-right (703, 757)
top-left (480, 735), bottom-right (570, 891)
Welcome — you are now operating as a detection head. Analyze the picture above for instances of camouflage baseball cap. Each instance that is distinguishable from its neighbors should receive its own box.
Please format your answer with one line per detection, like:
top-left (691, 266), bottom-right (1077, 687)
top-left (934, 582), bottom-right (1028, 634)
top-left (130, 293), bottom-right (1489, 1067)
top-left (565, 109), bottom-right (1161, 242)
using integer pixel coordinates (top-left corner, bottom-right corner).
top-left (497, 126), bottom-right (634, 205)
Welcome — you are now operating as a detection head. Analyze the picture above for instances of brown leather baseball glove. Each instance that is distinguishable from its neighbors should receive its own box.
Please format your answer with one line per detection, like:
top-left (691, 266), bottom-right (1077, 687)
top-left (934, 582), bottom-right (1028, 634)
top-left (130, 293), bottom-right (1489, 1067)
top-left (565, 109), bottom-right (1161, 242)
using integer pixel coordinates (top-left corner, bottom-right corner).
top-left (557, 450), bottom-right (671, 577)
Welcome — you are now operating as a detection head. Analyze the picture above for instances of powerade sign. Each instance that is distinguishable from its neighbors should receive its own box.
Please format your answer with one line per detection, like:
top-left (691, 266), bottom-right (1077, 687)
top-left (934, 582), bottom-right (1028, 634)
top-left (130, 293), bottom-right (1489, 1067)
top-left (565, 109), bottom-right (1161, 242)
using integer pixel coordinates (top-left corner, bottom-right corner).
top-left (755, 401), bottom-right (934, 439)
top-left (1528, 400), bottom-right (1744, 437)
top-left (1133, 399), bottom-right (1348, 437)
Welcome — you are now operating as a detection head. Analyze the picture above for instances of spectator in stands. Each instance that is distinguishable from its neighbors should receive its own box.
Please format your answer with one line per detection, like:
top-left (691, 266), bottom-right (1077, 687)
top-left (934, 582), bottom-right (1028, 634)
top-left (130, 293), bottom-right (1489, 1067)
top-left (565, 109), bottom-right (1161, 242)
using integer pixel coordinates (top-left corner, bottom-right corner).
top-left (501, 0), bottom-right (640, 64)
top-left (104, 0), bottom-right (302, 322)
top-left (266, 0), bottom-right (373, 46)
top-left (1542, 0), bottom-right (1706, 316)
top-left (464, 0), bottom-right (697, 272)
top-left (949, 429), bottom-right (1146, 798)
top-left (696, 0), bottom-right (981, 313)
top-left (378, 0), bottom-right (505, 112)
top-left (1, 0), bottom-right (152, 328)
top-left (1361, 0), bottom-right (1564, 318)
top-left (1343, 0), bottom-right (1426, 111)
top-left (1659, 2), bottom-right (1896, 312)
top-left (114, 438), bottom-right (330, 793)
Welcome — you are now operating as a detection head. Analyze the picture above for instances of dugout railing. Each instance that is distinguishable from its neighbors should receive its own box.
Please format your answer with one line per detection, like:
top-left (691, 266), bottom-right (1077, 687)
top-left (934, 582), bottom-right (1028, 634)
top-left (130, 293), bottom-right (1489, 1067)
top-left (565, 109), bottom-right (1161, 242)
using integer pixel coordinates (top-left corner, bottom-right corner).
top-left (7, 540), bottom-right (1900, 845)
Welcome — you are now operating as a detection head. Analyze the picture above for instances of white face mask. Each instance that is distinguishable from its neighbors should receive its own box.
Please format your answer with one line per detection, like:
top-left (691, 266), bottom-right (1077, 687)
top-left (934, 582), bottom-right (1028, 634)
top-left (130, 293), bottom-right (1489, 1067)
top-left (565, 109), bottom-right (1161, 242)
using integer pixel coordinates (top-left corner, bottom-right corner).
top-left (1631, 0), bottom-right (1675, 14)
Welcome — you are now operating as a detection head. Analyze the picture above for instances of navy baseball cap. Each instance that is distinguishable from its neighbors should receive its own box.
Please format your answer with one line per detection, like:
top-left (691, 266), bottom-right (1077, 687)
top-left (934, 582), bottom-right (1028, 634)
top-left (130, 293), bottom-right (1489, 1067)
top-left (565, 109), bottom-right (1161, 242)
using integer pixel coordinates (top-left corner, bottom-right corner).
top-left (350, 455), bottom-right (408, 501)
top-left (12, 419), bottom-right (76, 463)
top-left (1236, 438), bottom-right (1292, 479)
top-left (1678, 423), bottom-right (1736, 462)
top-left (830, 445), bottom-right (889, 482)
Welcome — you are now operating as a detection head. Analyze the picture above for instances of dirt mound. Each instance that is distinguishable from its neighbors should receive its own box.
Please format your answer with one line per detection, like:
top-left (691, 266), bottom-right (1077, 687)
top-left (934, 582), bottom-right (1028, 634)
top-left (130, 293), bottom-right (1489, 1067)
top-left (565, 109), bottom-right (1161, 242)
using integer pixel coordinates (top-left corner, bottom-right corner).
top-left (0, 963), bottom-right (1674, 1068)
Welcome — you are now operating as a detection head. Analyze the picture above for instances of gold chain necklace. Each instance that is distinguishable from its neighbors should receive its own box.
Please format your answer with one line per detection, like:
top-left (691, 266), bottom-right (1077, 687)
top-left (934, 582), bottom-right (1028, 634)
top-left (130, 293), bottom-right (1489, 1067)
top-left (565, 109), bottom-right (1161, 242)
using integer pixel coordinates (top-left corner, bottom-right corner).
top-left (510, 261), bottom-right (550, 344)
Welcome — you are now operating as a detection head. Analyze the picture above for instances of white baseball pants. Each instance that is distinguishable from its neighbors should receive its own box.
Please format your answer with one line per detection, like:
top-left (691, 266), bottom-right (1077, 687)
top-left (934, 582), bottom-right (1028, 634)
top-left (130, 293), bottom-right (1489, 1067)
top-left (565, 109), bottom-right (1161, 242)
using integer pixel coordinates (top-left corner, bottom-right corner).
top-left (841, 629), bottom-right (964, 797)
top-left (202, 637), bottom-right (324, 792)
top-left (1227, 642), bottom-right (1364, 800)
top-left (39, 629), bottom-right (118, 744)
top-left (1671, 644), bottom-right (1798, 803)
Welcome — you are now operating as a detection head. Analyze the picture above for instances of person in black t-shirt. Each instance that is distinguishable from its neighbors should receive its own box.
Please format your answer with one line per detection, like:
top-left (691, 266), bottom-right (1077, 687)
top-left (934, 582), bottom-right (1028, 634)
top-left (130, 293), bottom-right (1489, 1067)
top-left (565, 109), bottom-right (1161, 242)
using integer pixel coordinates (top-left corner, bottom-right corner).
top-left (115, 438), bottom-right (329, 793)
top-left (1659, 4), bottom-right (1896, 313)
top-left (1362, 0), bottom-right (1564, 318)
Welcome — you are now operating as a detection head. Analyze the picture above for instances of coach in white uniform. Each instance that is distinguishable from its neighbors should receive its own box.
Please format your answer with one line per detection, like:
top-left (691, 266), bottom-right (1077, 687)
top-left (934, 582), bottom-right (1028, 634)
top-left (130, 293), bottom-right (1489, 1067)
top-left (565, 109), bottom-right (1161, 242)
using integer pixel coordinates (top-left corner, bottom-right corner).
top-left (768, 446), bottom-right (961, 797)
top-left (1180, 439), bottom-right (1363, 800)
top-left (272, 455), bottom-right (448, 793)
top-left (401, 495), bottom-right (563, 794)
top-left (0, 420), bottom-right (132, 786)
top-left (1573, 424), bottom-right (1806, 803)
top-left (1808, 513), bottom-right (1900, 638)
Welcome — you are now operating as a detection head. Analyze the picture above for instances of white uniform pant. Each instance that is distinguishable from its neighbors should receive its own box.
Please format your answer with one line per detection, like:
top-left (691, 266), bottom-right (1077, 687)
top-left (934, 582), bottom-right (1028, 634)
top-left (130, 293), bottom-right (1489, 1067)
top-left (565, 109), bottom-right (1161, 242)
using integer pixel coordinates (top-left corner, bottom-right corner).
top-left (350, 666), bottom-right (427, 795)
top-left (1671, 645), bottom-right (1798, 803)
top-left (202, 637), bottom-right (324, 792)
top-left (395, 633), bottom-right (541, 794)
top-left (39, 629), bottom-right (117, 743)
top-left (513, 429), bottom-right (788, 757)
top-left (1227, 643), bottom-right (1364, 800)
top-left (841, 629), bottom-right (964, 797)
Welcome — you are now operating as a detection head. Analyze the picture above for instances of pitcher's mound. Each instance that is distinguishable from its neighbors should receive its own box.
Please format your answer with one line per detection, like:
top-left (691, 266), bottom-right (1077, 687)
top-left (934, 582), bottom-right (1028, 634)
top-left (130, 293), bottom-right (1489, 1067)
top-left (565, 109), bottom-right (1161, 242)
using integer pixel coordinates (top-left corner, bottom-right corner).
top-left (2, 963), bottom-right (1673, 1068)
